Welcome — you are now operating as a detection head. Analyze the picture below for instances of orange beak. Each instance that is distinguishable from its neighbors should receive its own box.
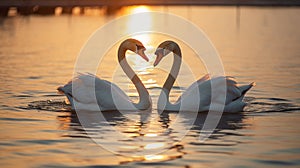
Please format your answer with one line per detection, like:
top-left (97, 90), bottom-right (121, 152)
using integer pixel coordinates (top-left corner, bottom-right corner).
top-left (153, 52), bottom-right (164, 67)
top-left (137, 49), bottom-right (149, 62)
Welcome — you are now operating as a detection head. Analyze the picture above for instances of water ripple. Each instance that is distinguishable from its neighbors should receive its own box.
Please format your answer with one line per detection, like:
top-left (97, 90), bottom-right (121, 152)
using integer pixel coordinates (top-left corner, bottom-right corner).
top-left (24, 99), bottom-right (71, 112)
top-left (254, 159), bottom-right (298, 166)
top-left (0, 117), bottom-right (44, 122)
top-left (244, 97), bottom-right (300, 113)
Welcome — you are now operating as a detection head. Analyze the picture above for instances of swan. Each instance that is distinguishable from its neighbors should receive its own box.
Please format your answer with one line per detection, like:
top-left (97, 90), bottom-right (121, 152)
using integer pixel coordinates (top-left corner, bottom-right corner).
top-left (153, 41), bottom-right (254, 113)
top-left (58, 39), bottom-right (151, 111)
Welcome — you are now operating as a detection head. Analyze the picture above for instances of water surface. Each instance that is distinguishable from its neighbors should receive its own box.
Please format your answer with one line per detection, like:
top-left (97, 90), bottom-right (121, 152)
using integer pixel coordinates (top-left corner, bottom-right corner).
top-left (0, 6), bottom-right (300, 167)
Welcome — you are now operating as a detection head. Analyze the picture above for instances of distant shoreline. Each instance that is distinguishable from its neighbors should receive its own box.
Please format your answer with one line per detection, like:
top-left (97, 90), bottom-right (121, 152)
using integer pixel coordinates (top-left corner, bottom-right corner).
top-left (1, 0), bottom-right (300, 7)
top-left (1, 0), bottom-right (299, 16)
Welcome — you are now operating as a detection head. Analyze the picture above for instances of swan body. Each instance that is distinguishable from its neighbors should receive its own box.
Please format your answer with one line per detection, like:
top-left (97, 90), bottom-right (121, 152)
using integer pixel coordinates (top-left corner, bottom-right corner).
top-left (58, 39), bottom-right (151, 111)
top-left (154, 41), bottom-right (254, 113)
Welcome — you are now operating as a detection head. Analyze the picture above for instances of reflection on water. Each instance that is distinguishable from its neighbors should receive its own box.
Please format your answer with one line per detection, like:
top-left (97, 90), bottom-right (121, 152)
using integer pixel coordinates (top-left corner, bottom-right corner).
top-left (0, 5), bottom-right (300, 168)
top-left (37, 100), bottom-right (247, 163)
top-left (25, 93), bottom-right (299, 165)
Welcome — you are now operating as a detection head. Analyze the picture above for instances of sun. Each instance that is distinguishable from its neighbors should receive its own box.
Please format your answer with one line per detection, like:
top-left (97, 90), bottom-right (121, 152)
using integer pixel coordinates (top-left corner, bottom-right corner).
top-left (125, 6), bottom-right (152, 45)
top-left (131, 6), bottom-right (150, 14)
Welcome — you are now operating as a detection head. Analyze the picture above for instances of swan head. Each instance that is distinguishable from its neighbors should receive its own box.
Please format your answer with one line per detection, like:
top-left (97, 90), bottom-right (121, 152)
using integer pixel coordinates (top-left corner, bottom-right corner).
top-left (153, 41), bottom-right (178, 66)
top-left (121, 38), bottom-right (149, 62)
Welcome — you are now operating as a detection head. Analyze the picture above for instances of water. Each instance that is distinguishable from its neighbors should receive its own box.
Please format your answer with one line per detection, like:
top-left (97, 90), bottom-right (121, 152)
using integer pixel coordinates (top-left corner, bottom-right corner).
top-left (1, 6), bottom-right (300, 167)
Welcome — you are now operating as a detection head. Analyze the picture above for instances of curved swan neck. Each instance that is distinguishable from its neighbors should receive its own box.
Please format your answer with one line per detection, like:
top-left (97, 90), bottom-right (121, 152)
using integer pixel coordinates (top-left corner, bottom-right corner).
top-left (118, 44), bottom-right (150, 110)
top-left (162, 44), bottom-right (182, 99)
top-left (158, 43), bottom-right (181, 110)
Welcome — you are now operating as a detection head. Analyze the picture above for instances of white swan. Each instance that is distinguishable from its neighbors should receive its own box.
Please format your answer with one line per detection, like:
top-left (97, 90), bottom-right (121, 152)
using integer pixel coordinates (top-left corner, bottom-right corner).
top-left (58, 39), bottom-right (151, 111)
top-left (153, 41), bottom-right (254, 113)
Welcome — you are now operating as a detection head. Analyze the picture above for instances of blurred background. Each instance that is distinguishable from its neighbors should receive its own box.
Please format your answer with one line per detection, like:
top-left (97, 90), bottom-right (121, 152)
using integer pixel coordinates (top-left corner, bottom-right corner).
top-left (0, 1), bottom-right (299, 168)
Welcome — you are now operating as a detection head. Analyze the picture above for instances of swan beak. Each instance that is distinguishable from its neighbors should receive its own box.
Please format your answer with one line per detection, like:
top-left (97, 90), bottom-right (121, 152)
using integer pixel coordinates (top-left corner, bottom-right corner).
top-left (153, 53), bottom-right (163, 67)
top-left (137, 49), bottom-right (149, 62)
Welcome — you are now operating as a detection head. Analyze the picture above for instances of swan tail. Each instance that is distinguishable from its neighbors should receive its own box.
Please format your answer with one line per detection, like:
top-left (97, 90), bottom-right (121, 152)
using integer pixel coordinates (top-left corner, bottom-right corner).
top-left (57, 83), bottom-right (74, 107)
top-left (57, 82), bottom-right (72, 94)
top-left (57, 86), bottom-right (65, 94)
top-left (239, 82), bottom-right (255, 95)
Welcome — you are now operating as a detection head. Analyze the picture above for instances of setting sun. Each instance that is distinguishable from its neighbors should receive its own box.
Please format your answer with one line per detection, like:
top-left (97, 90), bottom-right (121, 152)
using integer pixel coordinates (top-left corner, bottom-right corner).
top-left (125, 6), bottom-right (152, 45)
top-left (128, 5), bottom-right (150, 14)
top-left (131, 6), bottom-right (150, 13)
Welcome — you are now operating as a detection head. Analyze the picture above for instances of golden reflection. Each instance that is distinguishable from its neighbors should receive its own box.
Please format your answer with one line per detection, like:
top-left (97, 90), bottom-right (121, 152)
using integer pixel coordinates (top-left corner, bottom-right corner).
top-left (145, 133), bottom-right (158, 137)
top-left (127, 53), bottom-right (151, 71)
top-left (125, 6), bottom-right (152, 45)
top-left (144, 142), bottom-right (165, 149)
top-left (141, 78), bottom-right (159, 88)
top-left (122, 5), bottom-right (157, 90)
top-left (144, 155), bottom-right (166, 161)
top-left (57, 115), bottom-right (71, 130)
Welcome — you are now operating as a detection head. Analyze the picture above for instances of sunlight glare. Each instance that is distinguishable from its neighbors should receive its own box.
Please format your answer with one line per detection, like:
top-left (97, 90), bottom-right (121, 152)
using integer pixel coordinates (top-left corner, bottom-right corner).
top-left (144, 142), bottom-right (165, 150)
top-left (131, 6), bottom-right (150, 14)
top-left (145, 133), bottom-right (158, 137)
top-left (144, 155), bottom-right (166, 161)
top-left (126, 6), bottom-right (152, 45)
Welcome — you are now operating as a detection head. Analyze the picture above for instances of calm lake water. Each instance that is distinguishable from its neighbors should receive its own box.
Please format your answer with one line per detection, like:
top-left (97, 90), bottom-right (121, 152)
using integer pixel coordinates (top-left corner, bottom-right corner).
top-left (0, 6), bottom-right (300, 167)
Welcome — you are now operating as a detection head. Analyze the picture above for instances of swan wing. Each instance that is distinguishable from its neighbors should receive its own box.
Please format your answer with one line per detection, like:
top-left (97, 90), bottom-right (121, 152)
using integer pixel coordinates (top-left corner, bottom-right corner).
top-left (176, 75), bottom-right (214, 112)
top-left (223, 95), bottom-right (247, 113)
top-left (223, 82), bottom-right (255, 112)
top-left (175, 74), bottom-right (210, 102)
top-left (224, 76), bottom-right (242, 103)
top-left (58, 73), bottom-right (134, 111)
top-left (178, 76), bottom-right (227, 106)
top-left (176, 76), bottom-right (249, 112)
